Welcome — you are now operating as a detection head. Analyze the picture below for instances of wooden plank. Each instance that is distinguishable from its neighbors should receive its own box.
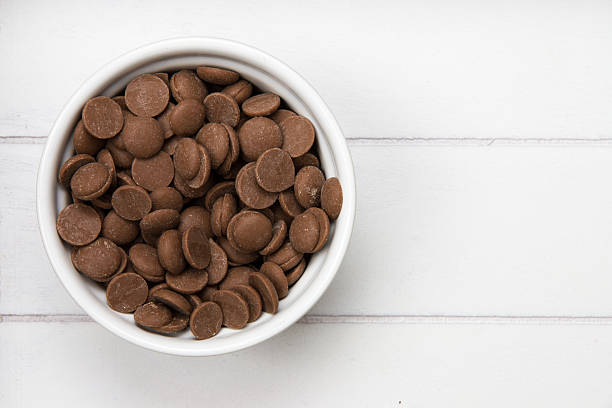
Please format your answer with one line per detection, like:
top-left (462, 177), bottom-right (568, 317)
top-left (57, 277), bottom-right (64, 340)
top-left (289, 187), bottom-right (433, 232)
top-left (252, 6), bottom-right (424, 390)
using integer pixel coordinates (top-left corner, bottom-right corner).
top-left (4, 142), bottom-right (612, 316)
top-left (2, 321), bottom-right (612, 406)
top-left (2, 0), bottom-right (612, 139)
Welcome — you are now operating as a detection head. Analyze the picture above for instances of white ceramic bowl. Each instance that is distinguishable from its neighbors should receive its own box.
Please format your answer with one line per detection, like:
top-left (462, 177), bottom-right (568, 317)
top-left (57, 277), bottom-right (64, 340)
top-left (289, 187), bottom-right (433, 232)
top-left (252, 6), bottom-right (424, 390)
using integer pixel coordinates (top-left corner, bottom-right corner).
top-left (36, 37), bottom-right (355, 356)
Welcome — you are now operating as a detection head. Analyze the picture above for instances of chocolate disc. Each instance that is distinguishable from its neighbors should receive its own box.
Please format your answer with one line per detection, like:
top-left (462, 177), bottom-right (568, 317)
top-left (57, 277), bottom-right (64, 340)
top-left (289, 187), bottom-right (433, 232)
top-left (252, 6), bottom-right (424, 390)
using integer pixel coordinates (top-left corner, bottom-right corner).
top-left (122, 117), bottom-right (164, 159)
top-left (181, 226), bottom-right (211, 269)
top-left (211, 289), bottom-right (249, 329)
top-left (294, 165), bottom-right (325, 208)
top-left (166, 267), bottom-right (208, 295)
top-left (190, 302), bottom-right (223, 340)
top-left (248, 272), bottom-right (279, 314)
top-left (106, 272), bottom-right (148, 313)
top-left (82, 96), bottom-right (124, 139)
top-left (73, 238), bottom-right (123, 282)
top-left (232, 284), bottom-right (262, 322)
top-left (151, 288), bottom-right (193, 315)
top-left (157, 229), bottom-right (186, 275)
top-left (321, 177), bottom-right (343, 220)
top-left (169, 99), bottom-right (206, 137)
top-left (226, 210), bottom-right (273, 253)
top-left (218, 266), bottom-right (255, 290)
top-left (269, 109), bottom-right (296, 124)
top-left (178, 206), bottom-right (212, 237)
top-left (255, 148), bottom-right (295, 192)
top-left (238, 117), bottom-right (282, 162)
top-left (56, 203), bottom-right (102, 246)
top-left (102, 210), bottom-right (139, 245)
top-left (150, 187), bottom-right (183, 212)
top-left (196, 123), bottom-right (231, 169)
top-left (286, 257), bottom-right (307, 286)
top-left (125, 73), bottom-right (170, 117)
top-left (207, 238), bottom-right (228, 285)
top-left (73, 120), bottom-right (105, 155)
top-left (134, 302), bottom-right (173, 328)
top-left (70, 162), bottom-right (112, 200)
top-left (204, 92), bottom-right (240, 127)
top-left (132, 151), bottom-right (174, 191)
top-left (111, 185), bottom-right (152, 221)
top-left (235, 162), bottom-right (278, 209)
top-left (129, 243), bottom-right (165, 283)
top-left (242, 92), bottom-right (281, 117)
top-left (259, 220), bottom-right (287, 256)
top-left (280, 116), bottom-right (315, 158)
top-left (170, 70), bottom-right (207, 103)
top-left (196, 66), bottom-right (240, 85)
top-left (222, 80), bottom-right (253, 104)
top-left (58, 154), bottom-right (95, 187)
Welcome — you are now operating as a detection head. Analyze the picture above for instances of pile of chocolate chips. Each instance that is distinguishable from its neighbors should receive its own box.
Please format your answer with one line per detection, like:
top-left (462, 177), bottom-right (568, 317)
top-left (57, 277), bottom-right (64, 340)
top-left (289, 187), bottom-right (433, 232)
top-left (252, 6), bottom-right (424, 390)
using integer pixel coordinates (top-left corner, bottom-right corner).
top-left (56, 66), bottom-right (342, 340)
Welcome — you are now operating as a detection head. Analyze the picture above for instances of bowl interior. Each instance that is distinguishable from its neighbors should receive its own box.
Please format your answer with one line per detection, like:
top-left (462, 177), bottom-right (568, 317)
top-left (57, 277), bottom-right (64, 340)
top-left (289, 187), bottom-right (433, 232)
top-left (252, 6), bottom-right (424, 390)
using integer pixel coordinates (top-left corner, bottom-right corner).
top-left (39, 39), bottom-right (355, 355)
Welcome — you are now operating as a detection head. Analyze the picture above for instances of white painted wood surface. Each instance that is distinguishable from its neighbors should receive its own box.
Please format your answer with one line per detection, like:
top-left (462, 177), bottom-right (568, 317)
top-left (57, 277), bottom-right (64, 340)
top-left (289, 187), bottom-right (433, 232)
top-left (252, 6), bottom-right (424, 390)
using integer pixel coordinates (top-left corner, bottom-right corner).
top-left (3, 1), bottom-right (612, 406)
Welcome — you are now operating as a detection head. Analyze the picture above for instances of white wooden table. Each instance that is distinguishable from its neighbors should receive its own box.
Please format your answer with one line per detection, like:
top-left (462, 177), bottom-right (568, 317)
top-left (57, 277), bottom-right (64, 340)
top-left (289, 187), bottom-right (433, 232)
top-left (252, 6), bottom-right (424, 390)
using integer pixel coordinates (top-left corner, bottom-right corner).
top-left (3, 1), bottom-right (612, 406)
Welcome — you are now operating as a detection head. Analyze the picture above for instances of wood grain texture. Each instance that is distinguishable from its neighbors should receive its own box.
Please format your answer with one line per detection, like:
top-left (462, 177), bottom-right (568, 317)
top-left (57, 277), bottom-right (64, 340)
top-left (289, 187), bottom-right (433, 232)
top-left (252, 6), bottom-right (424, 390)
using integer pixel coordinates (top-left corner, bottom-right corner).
top-left (1, 0), bottom-right (612, 140)
top-left (3, 321), bottom-right (612, 407)
top-left (4, 143), bottom-right (612, 316)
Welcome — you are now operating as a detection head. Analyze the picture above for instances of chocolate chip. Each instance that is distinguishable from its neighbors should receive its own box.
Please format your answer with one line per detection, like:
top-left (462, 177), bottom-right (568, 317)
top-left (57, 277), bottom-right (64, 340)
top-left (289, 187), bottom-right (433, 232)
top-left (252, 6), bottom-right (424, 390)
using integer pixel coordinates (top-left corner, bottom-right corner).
top-left (293, 152), bottom-right (320, 171)
top-left (157, 229), bottom-right (186, 275)
top-left (321, 177), bottom-right (343, 220)
top-left (279, 188), bottom-right (305, 217)
top-left (102, 210), bottom-right (139, 245)
top-left (70, 162), bottom-right (112, 200)
top-left (129, 151), bottom-right (175, 192)
top-left (139, 209), bottom-right (180, 245)
top-left (122, 117), bottom-right (164, 159)
top-left (222, 80), bottom-right (253, 104)
top-left (196, 66), bottom-right (240, 85)
top-left (150, 187), bottom-right (183, 212)
top-left (73, 238), bottom-right (123, 282)
top-left (117, 170), bottom-right (136, 186)
top-left (286, 257), bottom-right (307, 286)
top-left (170, 70), bottom-right (207, 103)
top-left (236, 162), bottom-right (278, 209)
top-left (259, 220), bottom-right (287, 256)
top-left (157, 102), bottom-right (175, 139)
top-left (280, 116), bottom-right (315, 158)
top-left (186, 145), bottom-right (212, 189)
top-left (154, 72), bottom-right (169, 86)
top-left (269, 109), bottom-right (296, 124)
top-left (106, 272), bottom-right (148, 313)
top-left (207, 238), bottom-right (228, 285)
top-left (59, 154), bottom-right (96, 187)
top-left (232, 284), bottom-right (262, 323)
top-left (73, 120), bottom-right (105, 155)
top-left (96, 148), bottom-right (117, 188)
top-left (147, 282), bottom-right (169, 302)
top-left (178, 206), bottom-right (212, 237)
top-left (190, 302), bottom-right (223, 340)
top-left (173, 138), bottom-right (201, 180)
top-left (211, 193), bottom-right (237, 237)
top-left (218, 266), bottom-right (255, 290)
top-left (111, 185), bottom-right (152, 221)
top-left (227, 210), bottom-right (273, 253)
top-left (169, 99), bottom-right (206, 137)
top-left (166, 267), bottom-right (208, 295)
top-left (309, 207), bottom-right (331, 252)
top-left (242, 92), bottom-right (281, 117)
top-left (294, 165), bottom-right (325, 208)
top-left (153, 313), bottom-right (190, 334)
top-left (204, 181), bottom-right (235, 210)
top-left (200, 286), bottom-right (219, 302)
top-left (211, 289), bottom-right (249, 329)
top-left (129, 243), bottom-right (165, 283)
top-left (182, 226), bottom-right (211, 269)
top-left (259, 261), bottom-right (289, 299)
top-left (238, 117), bottom-right (282, 162)
top-left (248, 272), bottom-right (279, 314)
top-left (255, 148), bottom-right (295, 192)
top-left (125, 74), bottom-right (170, 117)
top-left (265, 241), bottom-right (303, 271)
top-left (204, 92), bottom-right (240, 127)
top-left (106, 141), bottom-right (134, 169)
top-left (134, 302), bottom-right (173, 328)
top-left (289, 209), bottom-right (320, 253)
top-left (82, 96), bottom-right (124, 139)
top-left (151, 288), bottom-right (193, 315)
top-left (56, 203), bottom-right (102, 246)
top-left (196, 123), bottom-right (231, 169)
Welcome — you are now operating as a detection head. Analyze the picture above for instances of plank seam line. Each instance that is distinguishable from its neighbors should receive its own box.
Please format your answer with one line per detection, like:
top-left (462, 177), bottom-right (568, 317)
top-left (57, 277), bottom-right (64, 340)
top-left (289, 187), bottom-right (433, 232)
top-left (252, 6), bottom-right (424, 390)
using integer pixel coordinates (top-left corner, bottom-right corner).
top-left (4, 314), bottom-right (612, 325)
top-left (5, 135), bottom-right (612, 146)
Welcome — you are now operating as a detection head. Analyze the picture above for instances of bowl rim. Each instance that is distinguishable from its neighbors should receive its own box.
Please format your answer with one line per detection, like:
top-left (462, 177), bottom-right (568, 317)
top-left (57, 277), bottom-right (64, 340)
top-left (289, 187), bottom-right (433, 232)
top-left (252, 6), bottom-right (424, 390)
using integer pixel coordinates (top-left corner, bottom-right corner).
top-left (36, 37), bottom-right (355, 356)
